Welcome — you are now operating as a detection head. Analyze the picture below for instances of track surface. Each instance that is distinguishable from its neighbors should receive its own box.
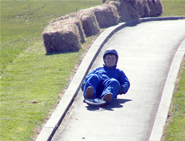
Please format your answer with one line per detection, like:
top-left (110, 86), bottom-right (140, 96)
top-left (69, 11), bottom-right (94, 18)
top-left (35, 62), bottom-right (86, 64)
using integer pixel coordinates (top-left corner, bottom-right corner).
top-left (51, 20), bottom-right (185, 141)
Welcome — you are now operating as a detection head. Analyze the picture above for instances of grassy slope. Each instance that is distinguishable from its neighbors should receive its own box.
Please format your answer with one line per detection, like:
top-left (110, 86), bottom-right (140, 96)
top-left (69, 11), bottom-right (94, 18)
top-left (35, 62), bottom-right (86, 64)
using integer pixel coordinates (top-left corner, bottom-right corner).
top-left (1, 1), bottom-right (102, 71)
top-left (0, 1), bottom-right (101, 141)
top-left (163, 59), bottom-right (185, 141)
top-left (160, 0), bottom-right (185, 17)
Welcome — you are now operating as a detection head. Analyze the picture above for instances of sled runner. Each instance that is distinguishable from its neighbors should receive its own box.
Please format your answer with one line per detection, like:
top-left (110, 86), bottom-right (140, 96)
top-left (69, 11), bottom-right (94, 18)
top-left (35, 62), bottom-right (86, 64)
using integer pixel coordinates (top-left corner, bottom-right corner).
top-left (84, 98), bottom-right (106, 106)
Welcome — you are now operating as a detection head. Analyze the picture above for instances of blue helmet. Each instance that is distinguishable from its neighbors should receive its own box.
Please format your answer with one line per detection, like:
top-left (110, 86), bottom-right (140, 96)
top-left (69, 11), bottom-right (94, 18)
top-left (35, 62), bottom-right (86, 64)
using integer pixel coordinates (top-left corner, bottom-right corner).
top-left (103, 48), bottom-right (119, 64)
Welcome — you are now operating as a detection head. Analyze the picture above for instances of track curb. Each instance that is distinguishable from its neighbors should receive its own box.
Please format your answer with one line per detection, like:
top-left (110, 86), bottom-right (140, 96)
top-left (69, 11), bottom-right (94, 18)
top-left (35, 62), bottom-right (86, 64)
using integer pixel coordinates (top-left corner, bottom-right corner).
top-left (148, 39), bottom-right (185, 141)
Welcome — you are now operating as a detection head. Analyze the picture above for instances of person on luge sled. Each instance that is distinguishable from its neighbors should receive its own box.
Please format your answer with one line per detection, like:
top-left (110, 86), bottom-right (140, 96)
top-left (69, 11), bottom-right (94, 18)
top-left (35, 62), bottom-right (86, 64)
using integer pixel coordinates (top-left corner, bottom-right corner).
top-left (82, 48), bottom-right (130, 106)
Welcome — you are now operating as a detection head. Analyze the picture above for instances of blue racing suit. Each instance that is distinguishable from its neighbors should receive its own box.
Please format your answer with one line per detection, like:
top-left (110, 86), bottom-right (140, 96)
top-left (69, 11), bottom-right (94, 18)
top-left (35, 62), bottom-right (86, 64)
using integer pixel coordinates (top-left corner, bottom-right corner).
top-left (83, 65), bottom-right (130, 103)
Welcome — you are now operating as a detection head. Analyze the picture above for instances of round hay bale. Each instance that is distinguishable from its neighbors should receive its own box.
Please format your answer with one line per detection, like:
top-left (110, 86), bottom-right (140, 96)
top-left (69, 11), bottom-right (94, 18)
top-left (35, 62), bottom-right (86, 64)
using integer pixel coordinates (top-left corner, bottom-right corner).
top-left (92, 4), bottom-right (119, 28)
top-left (42, 20), bottom-right (82, 54)
top-left (78, 9), bottom-right (100, 37)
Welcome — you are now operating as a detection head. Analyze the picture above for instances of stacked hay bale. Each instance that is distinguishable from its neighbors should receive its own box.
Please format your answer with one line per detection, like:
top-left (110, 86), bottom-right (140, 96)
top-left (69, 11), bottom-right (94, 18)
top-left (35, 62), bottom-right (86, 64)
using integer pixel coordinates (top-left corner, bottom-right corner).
top-left (155, 0), bottom-right (163, 16)
top-left (140, 0), bottom-right (151, 17)
top-left (105, 1), bottom-right (139, 22)
top-left (125, 0), bottom-right (149, 17)
top-left (51, 13), bottom-right (86, 44)
top-left (77, 9), bottom-right (100, 37)
top-left (92, 3), bottom-right (120, 28)
top-left (119, 1), bottom-right (140, 21)
top-left (147, 0), bottom-right (163, 17)
top-left (42, 17), bottom-right (83, 54)
top-left (42, 0), bottom-right (163, 54)
top-left (105, 0), bottom-right (162, 18)
top-left (126, 0), bottom-right (162, 17)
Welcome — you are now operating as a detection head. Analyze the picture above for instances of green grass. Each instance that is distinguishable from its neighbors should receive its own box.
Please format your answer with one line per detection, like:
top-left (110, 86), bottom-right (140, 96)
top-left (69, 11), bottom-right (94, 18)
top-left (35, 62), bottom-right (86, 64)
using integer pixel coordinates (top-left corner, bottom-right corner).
top-left (163, 59), bottom-right (185, 141)
top-left (0, 1), bottom-right (101, 141)
top-left (160, 1), bottom-right (185, 140)
top-left (1, 0), bottom-right (102, 71)
top-left (0, 0), bottom-right (185, 141)
top-left (160, 0), bottom-right (185, 16)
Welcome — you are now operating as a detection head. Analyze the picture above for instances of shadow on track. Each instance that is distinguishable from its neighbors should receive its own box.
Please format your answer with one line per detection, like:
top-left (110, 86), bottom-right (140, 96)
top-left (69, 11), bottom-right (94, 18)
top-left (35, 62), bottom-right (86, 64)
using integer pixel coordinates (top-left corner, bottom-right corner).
top-left (85, 98), bottom-right (132, 111)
